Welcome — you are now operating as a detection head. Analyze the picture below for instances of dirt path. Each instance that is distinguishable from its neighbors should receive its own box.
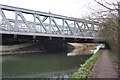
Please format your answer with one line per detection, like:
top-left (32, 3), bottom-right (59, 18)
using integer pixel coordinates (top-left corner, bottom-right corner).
top-left (88, 50), bottom-right (118, 78)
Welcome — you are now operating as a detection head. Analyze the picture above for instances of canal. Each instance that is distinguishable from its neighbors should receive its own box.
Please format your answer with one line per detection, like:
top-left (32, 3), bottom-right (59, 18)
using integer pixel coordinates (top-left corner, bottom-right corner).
top-left (2, 43), bottom-right (96, 78)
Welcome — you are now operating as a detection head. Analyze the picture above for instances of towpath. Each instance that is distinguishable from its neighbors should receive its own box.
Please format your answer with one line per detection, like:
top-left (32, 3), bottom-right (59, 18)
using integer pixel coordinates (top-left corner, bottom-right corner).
top-left (88, 50), bottom-right (118, 79)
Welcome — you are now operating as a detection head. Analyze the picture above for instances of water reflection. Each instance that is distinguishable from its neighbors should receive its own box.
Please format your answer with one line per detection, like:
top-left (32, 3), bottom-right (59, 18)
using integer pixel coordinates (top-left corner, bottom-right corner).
top-left (2, 43), bottom-right (96, 78)
top-left (2, 53), bottom-right (92, 78)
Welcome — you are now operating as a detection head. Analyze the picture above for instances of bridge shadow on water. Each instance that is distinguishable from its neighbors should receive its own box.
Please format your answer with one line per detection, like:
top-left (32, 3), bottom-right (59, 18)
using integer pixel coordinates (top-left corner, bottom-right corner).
top-left (1, 33), bottom-right (107, 55)
top-left (1, 34), bottom-right (76, 54)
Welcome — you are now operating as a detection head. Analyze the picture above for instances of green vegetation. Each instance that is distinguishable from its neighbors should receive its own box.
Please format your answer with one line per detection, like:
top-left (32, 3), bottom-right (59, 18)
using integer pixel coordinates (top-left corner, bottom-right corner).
top-left (70, 51), bottom-right (101, 80)
top-left (109, 51), bottom-right (120, 69)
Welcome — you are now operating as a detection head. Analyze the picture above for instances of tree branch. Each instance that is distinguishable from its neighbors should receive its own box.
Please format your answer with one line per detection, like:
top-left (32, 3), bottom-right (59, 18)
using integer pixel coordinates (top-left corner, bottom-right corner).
top-left (94, 0), bottom-right (116, 11)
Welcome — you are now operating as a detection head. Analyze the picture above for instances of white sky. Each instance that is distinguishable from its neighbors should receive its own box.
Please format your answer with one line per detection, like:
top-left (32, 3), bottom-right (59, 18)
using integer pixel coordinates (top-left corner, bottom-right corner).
top-left (0, 0), bottom-right (116, 18)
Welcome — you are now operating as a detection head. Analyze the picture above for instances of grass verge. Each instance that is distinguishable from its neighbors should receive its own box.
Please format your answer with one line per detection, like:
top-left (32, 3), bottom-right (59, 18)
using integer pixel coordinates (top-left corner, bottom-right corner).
top-left (109, 51), bottom-right (120, 69)
top-left (70, 51), bottom-right (101, 80)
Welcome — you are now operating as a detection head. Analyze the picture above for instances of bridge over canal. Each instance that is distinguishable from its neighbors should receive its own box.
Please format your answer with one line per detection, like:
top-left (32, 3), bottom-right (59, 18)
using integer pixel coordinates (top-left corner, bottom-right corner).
top-left (0, 4), bottom-right (107, 52)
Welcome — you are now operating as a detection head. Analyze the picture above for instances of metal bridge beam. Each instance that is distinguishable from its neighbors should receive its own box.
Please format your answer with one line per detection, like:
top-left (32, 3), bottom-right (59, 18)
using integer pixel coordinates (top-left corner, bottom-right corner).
top-left (0, 4), bottom-right (99, 25)
top-left (0, 8), bottom-right (13, 30)
top-left (0, 4), bottom-right (101, 39)
top-left (34, 15), bottom-right (48, 33)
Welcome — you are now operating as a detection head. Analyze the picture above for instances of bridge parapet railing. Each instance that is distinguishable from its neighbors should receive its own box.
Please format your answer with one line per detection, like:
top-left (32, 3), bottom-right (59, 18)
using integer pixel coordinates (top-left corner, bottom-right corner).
top-left (0, 4), bottom-right (100, 38)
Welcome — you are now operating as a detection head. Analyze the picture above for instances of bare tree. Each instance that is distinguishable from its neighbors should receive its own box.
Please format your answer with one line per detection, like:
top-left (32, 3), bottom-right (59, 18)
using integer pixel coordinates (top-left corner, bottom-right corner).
top-left (90, 0), bottom-right (119, 53)
top-left (118, 1), bottom-right (120, 54)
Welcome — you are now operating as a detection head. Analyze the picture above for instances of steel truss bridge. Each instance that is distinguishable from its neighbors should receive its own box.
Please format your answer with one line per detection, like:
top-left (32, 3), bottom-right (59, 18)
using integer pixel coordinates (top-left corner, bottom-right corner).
top-left (0, 4), bottom-right (101, 41)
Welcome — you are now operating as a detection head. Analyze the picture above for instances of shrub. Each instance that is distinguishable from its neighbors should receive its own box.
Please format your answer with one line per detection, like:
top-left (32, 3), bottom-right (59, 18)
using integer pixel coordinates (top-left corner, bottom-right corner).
top-left (70, 52), bottom-right (101, 80)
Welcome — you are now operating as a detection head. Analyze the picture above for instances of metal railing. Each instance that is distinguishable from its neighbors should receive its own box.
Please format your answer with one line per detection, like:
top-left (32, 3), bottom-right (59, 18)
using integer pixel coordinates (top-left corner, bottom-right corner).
top-left (0, 4), bottom-right (100, 39)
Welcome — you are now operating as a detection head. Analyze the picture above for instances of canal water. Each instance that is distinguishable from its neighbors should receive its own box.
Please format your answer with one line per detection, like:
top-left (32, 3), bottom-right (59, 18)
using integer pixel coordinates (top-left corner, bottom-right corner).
top-left (2, 43), bottom-right (96, 78)
top-left (2, 53), bottom-right (92, 78)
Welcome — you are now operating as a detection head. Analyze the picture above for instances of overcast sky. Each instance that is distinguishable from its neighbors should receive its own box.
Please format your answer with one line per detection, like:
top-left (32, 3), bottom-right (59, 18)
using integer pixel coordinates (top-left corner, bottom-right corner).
top-left (0, 0), bottom-right (116, 18)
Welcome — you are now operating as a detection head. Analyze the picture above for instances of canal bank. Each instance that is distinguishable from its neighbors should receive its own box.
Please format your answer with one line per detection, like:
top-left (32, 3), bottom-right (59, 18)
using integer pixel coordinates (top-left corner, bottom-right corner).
top-left (70, 44), bottom-right (105, 79)
top-left (1, 42), bottom-right (96, 56)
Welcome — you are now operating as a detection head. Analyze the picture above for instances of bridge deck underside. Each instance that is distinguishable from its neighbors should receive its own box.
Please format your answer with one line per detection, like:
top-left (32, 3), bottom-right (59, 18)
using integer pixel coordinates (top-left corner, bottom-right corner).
top-left (1, 33), bottom-right (104, 45)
